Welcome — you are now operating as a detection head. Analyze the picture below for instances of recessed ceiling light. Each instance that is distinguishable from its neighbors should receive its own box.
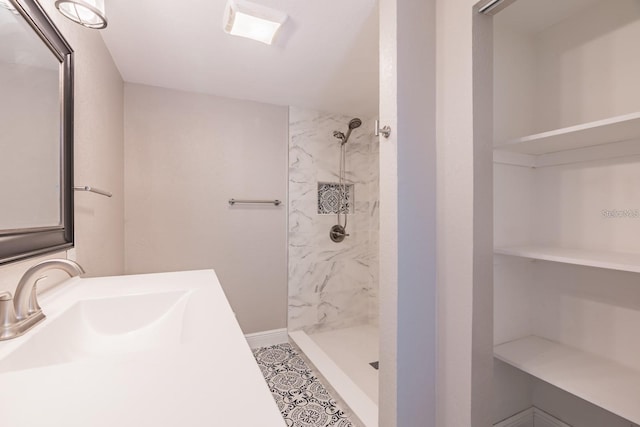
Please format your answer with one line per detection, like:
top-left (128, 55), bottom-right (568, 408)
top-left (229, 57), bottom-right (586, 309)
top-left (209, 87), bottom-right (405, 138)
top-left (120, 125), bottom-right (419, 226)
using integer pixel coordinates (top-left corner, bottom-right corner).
top-left (222, 0), bottom-right (287, 45)
top-left (54, 0), bottom-right (107, 29)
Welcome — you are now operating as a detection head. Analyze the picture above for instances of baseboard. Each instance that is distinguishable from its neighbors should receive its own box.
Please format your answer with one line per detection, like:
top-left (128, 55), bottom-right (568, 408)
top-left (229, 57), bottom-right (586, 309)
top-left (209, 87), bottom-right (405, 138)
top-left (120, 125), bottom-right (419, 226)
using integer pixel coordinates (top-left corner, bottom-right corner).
top-left (244, 328), bottom-right (288, 349)
top-left (494, 407), bottom-right (571, 427)
top-left (533, 408), bottom-right (572, 427)
top-left (495, 408), bottom-right (534, 427)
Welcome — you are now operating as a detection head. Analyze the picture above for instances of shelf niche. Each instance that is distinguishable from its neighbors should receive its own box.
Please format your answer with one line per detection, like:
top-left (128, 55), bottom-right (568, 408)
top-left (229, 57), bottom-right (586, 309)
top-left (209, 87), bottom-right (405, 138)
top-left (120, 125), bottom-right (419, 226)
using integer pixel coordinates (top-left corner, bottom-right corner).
top-left (494, 112), bottom-right (640, 156)
top-left (494, 245), bottom-right (640, 274)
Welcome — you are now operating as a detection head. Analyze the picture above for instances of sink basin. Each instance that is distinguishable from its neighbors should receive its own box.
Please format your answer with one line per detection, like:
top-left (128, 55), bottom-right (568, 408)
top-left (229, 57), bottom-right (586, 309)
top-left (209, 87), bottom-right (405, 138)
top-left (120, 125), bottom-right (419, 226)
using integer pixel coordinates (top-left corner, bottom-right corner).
top-left (0, 290), bottom-right (191, 373)
top-left (0, 270), bottom-right (287, 427)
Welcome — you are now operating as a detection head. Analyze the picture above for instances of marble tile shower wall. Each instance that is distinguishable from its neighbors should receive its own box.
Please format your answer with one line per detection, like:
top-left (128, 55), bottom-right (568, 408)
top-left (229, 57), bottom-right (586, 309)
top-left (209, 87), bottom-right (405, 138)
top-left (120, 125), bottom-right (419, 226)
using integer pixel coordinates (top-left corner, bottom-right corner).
top-left (288, 107), bottom-right (379, 333)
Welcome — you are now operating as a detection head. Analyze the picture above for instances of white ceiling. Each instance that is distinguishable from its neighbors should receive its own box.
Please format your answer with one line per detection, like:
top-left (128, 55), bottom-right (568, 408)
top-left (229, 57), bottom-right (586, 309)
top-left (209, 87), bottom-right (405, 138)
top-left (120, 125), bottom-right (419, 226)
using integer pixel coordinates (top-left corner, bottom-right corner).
top-left (101, 0), bottom-right (379, 117)
top-left (495, 0), bottom-right (602, 35)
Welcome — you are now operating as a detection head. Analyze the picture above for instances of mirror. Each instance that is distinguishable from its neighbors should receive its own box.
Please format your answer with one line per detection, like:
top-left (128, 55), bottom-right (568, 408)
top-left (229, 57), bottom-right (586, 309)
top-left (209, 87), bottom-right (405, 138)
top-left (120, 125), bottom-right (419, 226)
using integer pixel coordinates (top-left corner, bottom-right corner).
top-left (0, 0), bottom-right (74, 265)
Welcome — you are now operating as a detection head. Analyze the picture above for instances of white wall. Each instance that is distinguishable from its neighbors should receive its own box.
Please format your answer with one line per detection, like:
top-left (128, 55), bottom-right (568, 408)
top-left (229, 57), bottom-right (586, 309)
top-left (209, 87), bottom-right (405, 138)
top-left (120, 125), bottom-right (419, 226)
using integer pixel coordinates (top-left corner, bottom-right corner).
top-left (378, 0), bottom-right (445, 424)
top-left (0, 3), bottom-right (124, 294)
top-left (493, 163), bottom-right (535, 423)
top-left (380, 0), bottom-right (496, 424)
top-left (433, 0), bottom-right (494, 426)
top-left (493, 359), bottom-right (533, 425)
top-left (531, 260), bottom-right (640, 370)
top-left (495, 0), bottom-right (640, 138)
top-left (69, 18), bottom-right (125, 278)
top-left (534, 156), bottom-right (640, 253)
top-left (124, 84), bottom-right (288, 334)
top-left (378, 0), bottom-right (399, 421)
top-left (534, 0), bottom-right (640, 132)
top-left (493, 25), bottom-right (535, 144)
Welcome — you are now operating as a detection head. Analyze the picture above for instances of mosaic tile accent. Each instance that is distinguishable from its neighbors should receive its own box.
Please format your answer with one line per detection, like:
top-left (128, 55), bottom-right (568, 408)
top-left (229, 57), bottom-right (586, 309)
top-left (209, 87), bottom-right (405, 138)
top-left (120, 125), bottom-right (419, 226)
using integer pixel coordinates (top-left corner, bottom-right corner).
top-left (254, 343), bottom-right (357, 427)
top-left (317, 183), bottom-right (353, 215)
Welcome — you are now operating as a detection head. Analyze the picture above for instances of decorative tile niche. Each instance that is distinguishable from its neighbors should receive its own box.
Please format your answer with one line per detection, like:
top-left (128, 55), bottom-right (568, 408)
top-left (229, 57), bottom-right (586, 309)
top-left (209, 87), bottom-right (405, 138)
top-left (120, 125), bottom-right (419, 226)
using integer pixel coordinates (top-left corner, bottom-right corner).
top-left (317, 182), bottom-right (354, 215)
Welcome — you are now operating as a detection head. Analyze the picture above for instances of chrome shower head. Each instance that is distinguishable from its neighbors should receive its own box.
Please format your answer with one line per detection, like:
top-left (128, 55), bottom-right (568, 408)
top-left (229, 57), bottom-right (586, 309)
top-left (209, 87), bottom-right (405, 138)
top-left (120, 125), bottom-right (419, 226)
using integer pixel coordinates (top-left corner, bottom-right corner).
top-left (339, 118), bottom-right (362, 145)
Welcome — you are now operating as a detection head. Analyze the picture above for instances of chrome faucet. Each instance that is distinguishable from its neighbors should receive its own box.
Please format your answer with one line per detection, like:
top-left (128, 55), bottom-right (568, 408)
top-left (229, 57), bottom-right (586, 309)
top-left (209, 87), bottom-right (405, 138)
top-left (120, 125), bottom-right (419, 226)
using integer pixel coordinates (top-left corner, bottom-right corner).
top-left (0, 259), bottom-right (85, 341)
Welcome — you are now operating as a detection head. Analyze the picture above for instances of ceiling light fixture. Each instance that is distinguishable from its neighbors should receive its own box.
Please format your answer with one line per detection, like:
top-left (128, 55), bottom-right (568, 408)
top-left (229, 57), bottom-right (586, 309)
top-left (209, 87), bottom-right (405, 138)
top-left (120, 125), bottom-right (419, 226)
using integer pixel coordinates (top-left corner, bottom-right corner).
top-left (222, 0), bottom-right (287, 45)
top-left (54, 0), bottom-right (107, 29)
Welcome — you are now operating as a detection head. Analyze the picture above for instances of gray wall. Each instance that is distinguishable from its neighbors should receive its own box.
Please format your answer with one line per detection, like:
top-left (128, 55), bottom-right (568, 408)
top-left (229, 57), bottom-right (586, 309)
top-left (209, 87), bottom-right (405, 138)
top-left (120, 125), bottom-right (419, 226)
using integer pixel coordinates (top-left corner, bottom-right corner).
top-left (0, 2), bottom-right (124, 294)
top-left (124, 84), bottom-right (288, 334)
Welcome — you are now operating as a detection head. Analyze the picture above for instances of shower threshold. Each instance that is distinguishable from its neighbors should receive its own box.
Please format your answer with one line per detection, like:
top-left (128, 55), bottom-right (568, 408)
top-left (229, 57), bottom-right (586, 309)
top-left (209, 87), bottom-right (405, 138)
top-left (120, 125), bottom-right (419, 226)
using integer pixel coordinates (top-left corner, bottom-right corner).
top-left (289, 324), bottom-right (378, 427)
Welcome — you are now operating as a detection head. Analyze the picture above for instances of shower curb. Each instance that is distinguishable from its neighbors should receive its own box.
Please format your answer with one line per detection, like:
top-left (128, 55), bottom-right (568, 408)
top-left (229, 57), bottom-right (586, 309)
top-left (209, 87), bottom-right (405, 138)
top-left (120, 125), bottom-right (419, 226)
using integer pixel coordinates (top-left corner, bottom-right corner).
top-left (289, 330), bottom-right (378, 427)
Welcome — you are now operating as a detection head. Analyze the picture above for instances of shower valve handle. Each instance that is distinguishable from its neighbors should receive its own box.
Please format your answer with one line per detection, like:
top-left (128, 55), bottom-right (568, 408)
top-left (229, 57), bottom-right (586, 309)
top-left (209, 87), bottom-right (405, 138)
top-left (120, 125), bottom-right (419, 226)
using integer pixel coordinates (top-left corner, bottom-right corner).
top-left (329, 225), bottom-right (349, 243)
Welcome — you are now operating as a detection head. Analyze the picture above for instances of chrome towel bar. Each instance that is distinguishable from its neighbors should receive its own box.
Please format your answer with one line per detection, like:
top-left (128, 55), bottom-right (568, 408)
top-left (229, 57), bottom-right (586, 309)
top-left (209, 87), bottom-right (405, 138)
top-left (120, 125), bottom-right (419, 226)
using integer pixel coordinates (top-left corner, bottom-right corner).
top-left (229, 199), bottom-right (281, 206)
top-left (73, 186), bottom-right (112, 198)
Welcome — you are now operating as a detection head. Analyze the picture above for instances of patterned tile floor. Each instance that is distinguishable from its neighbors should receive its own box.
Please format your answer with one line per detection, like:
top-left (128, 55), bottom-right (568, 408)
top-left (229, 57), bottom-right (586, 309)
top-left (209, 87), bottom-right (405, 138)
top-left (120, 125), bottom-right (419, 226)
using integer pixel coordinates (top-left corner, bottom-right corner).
top-left (253, 343), bottom-right (356, 427)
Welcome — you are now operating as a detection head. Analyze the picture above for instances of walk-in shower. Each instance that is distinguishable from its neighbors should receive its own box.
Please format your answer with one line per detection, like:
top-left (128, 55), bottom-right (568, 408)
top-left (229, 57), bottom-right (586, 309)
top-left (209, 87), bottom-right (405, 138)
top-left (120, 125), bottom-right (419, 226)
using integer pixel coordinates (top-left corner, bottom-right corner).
top-left (287, 107), bottom-right (379, 426)
top-left (330, 118), bottom-right (362, 243)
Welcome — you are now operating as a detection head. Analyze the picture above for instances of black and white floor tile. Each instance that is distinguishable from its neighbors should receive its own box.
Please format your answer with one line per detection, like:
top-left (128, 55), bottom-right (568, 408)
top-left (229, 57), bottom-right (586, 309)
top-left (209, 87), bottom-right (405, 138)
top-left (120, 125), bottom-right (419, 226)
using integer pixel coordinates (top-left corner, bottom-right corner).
top-left (254, 343), bottom-right (356, 427)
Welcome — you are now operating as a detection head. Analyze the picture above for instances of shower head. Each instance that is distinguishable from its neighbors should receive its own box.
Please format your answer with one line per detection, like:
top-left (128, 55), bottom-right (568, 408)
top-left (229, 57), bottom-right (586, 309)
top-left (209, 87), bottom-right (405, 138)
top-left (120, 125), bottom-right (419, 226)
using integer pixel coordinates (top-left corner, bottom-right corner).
top-left (339, 117), bottom-right (362, 145)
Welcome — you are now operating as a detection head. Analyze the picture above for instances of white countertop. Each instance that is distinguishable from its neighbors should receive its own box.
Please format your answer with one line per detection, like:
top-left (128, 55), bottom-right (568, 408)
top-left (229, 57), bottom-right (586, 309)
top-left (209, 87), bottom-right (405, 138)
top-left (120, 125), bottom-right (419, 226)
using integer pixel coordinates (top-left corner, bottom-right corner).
top-left (0, 270), bottom-right (286, 427)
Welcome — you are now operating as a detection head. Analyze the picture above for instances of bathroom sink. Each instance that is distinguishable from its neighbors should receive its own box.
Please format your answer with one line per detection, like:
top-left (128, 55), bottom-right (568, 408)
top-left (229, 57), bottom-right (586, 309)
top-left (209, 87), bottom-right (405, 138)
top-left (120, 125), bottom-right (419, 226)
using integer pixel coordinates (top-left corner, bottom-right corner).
top-left (0, 290), bottom-right (191, 373)
top-left (0, 270), bottom-right (286, 427)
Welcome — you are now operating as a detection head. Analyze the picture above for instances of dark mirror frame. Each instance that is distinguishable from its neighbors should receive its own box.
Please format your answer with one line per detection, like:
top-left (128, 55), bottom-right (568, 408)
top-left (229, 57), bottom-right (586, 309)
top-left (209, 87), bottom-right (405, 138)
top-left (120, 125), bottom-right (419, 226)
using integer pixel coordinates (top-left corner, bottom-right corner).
top-left (0, 0), bottom-right (74, 265)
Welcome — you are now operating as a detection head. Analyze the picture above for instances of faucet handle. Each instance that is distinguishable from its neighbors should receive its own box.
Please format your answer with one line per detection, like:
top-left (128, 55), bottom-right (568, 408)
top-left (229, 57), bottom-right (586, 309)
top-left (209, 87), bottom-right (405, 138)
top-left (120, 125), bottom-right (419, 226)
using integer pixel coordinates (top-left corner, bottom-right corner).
top-left (0, 292), bottom-right (16, 328)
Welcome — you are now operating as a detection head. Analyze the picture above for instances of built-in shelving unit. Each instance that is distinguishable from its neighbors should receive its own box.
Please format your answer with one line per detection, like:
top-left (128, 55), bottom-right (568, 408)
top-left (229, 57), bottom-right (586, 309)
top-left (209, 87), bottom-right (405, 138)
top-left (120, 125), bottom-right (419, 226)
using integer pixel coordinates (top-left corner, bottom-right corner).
top-left (494, 112), bottom-right (640, 155)
top-left (494, 245), bottom-right (640, 273)
top-left (495, 336), bottom-right (640, 425)
top-left (491, 3), bottom-right (640, 424)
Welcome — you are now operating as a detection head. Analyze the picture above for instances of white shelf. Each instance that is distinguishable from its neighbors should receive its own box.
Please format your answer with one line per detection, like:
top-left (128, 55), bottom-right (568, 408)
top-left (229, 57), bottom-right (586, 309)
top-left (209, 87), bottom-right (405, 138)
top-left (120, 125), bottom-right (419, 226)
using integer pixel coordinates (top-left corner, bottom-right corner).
top-left (495, 336), bottom-right (640, 425)
top-left (494, 245), bottom-right (640, 273)
top-left (494, 112), bottom-right (640, 155)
